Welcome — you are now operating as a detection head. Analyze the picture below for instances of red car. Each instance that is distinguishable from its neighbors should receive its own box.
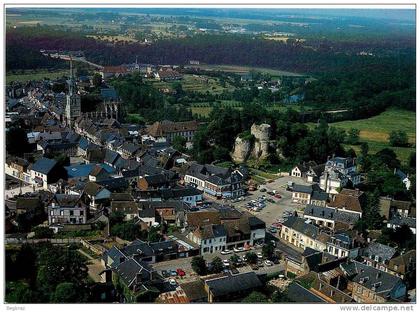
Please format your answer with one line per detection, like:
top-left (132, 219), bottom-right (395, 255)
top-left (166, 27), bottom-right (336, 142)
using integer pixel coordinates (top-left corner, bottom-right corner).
top-left (176, 268), bottom-right (186, 277)
top-left (274, 194), bottom-right (282, 199)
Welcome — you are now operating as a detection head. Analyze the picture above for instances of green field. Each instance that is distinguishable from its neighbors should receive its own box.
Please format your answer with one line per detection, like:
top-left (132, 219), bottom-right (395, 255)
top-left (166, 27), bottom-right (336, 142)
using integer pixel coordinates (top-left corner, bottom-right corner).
top-left (6, 69), bottom-right (68, 84)
top-left (309, 108), bottom-right (416, 164)
top-left (186, 64), bottom-right (304, 77)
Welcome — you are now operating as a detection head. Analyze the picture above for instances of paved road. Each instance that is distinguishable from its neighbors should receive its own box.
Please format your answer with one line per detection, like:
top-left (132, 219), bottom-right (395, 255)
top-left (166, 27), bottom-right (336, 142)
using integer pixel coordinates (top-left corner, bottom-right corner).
top-left (5, 183), bottom-right (42, 199)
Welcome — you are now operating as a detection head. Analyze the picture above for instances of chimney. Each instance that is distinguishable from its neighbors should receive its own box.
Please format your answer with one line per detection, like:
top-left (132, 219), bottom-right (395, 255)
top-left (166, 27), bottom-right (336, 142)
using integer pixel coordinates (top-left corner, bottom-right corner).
top-left (376, 272), bottom-right (381, 279)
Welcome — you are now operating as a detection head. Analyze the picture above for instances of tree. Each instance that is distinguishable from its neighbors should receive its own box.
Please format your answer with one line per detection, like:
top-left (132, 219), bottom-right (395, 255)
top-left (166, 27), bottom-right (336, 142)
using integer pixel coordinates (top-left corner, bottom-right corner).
top-left (51, 282), bottom-right (84, 303)
top-left (6, 127), bottom-right (31, 157)
top-left (347, 128), bottom-right (360, 145)
top-left (245, 252), bottom-right (258, 264)
top-left (241, 291), bottom-right (268, 303)
top-left (210, 257), bottom-right (224, 273)
top-left (92, 73), bottom-right (102, 88)
top-left (111, 221), bottom-right (142, 241)
top-left (191, 256), bottom-right (207, 276)
top-left (33, 227), bottom-right (54, 239)
top-left (262, 243), bottom-right (274, 259)
top-left (271, 290), bottom-right (291, 303)
top-left (389, 130), bottom-right (409, 147)
top-left (147, 226), bottom-right (162, 242)
top-left (230, 254), bottom-right (240, 264)
top-left (363, 189), bottom-right (383, 230)
top-left (172, 135), bottom-right (186, 153)
top-left (5, 281), bottom-right (35, 303)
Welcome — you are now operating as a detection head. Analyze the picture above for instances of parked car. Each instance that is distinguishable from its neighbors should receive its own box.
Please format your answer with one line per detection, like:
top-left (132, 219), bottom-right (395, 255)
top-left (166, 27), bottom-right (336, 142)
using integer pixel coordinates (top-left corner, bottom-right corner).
top-left (258, 261), bottom-right (264, 267)
top-left (223, 259), bottom-right (230, 267)
top-left (267, 198), bottom-right (275, 203)
top-left (257, 252), bottom-right (263, 259)
top-left (264, 260), bottom-right (273, 266)
top-left (231, 268), bottom-right (239, 275)
top-left (170, 270), bottom-right (177, 276)
top-left (161, 270), bottom-right (170, 278)
top-left (274, 194), bottom-right (282, 199)
top-left (259, 188), bottom-right (266, 192)
top-left (221, 249), bottom-right (233, 255)
top-left (233, 247), bottom-right (244, 252)
top-left (176, 268), bottom-right (186, 277)
top-left (169, 278), bottom-right (177, 286)
top-left (269, 227), bottom-right (277, 234)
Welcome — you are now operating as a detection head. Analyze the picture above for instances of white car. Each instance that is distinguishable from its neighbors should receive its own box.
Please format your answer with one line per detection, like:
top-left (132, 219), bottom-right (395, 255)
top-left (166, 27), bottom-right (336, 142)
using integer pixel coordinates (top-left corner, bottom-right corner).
top-left (221, 249), bottom-right (233, 255)
top-left (223, 259), bottom-right (230, 267)
top-left (264, 260), bottom-right (273, 266)
top-left (233, 247), bottom-right (244, 252)
top-left (169, 279), bottom-right (177, 286)
top-left (257, 252), bottom-right (263, 259)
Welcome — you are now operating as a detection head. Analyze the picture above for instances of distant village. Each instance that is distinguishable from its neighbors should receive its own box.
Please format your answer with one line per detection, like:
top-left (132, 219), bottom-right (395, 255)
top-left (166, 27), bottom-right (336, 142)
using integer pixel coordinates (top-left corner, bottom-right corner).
top-left (5, 55), bottom-right (416, 304)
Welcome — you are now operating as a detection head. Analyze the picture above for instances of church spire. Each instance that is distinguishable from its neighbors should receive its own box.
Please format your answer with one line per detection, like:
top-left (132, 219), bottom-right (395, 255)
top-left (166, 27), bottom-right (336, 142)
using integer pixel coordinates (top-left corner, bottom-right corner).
top-left (68, 56), bottom-right (76, 95)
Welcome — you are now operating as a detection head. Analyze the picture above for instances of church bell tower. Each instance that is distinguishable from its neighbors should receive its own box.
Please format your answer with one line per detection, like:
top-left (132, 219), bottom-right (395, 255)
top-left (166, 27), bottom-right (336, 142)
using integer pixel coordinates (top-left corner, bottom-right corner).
top-left (65, 57), bottom-right (81, 126)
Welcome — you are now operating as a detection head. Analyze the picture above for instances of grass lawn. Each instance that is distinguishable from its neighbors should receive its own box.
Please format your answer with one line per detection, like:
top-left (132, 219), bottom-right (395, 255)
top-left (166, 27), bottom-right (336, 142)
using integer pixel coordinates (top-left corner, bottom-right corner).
top-left (6, 69), bottom-right (68, 84)
top-left (314, 108), bottom-right (416, 164)
top-left (326, 108), bottom-right (416, 144)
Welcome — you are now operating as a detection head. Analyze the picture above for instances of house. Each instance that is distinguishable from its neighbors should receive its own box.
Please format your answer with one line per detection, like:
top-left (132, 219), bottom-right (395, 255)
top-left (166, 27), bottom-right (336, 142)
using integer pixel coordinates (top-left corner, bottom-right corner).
top-left (30, 157), bottom-right (62, 189)
top-left (117, 142), bottom-right (140, 159)
top-left (103, 239), bottom-right (179, 265)
top-left (327, 189), bottom-right (366, 217)
top-left (326, 233), bottom-right (360, 259)
top-left (89, 165), bottom-right (110, 182)
top-left (5, 157), bottom-right (31, 184)
top-left (379, 197), bottom-right (415, 220)
top-left (361, 243), bottom-right (397, 272)
top-left (306, 164), bottom-right (326, 183)
top-left (47, 194), bottom-right (87, 225)
top-left (394, 169), bottom-right (411, 190)
top-left (137, 174), bottom-right (174, 191)
top-left (280, 216), bottom-right (330, 252)
top-left (291, 184), bottom-right (328, 206)
top-left (387, 250), bottom-right (416, 282)
top-left (110, 193), bottom-right (139, 220)
top-left (285, 282), bottom-right (329, 303)
top-left (320, 156), bottom-right (360, 194)
top-left (303, 204), bottom-right (360, 231)
top-left (340, 261), bottom-right (407, 303)
top-left (154, 68), bottom-right (183, 81)
top-left (184, 163), bottom-right (244, 199)
top-left (84, 182), bottom-right (112, 209)
top-left (290, 161), bottom-right (317, 179)
top-left (179, 280), bottom-right (208, 302)
top-left (188, 224), bottom-right (227, 254)
top-left (387, 215), bottom-right (416, 234)
top-left (204, 272), bottom-right (263, 302)
top-left (99, 66), bottom-right (128, 80)
top-left (161, 187), bottom-right (203, 207)
top-left (146, 120), bottom-right (198, 143)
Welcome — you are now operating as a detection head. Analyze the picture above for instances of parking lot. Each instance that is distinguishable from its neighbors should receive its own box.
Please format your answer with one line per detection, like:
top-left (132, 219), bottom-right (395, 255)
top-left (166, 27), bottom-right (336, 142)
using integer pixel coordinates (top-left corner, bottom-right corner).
top-left (230, 175), bottom-right (310, 227)
top-left (151, 246), bottom-right (284, 284)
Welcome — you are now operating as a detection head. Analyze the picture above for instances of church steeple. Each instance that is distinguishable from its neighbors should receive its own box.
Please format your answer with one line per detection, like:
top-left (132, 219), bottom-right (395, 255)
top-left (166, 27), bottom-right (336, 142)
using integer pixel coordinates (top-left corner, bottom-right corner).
top-left (68, 56), bottom-right (76, 95)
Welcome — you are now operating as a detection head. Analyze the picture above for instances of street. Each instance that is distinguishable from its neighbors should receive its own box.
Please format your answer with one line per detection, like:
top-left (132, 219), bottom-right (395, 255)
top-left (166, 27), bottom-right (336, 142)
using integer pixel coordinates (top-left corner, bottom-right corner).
top-left (151, 246), bottom-right (284, 284)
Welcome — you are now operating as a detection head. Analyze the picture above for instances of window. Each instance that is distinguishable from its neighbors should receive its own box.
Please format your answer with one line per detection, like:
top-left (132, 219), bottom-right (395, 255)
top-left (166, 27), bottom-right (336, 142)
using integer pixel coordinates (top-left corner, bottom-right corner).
top-left (70, 210), bottom-right (74, 216)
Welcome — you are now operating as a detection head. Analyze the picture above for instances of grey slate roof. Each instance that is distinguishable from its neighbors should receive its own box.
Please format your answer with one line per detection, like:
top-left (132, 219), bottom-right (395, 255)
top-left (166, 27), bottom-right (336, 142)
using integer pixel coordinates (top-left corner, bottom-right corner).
top-left (286, 282), bottom-right (327, 303)
top-left (362, 243), bottom-right (396, 263)
top-left (304, 205), bottom-right (359, 225)
top-left (205, 272), bottom-right (263, 297)
top-left (340, 261), bottom-right (404, 299)
top-left (31, 157), bottom-right (57, 174)
top-left (283, 216), bottom-right (320, 240)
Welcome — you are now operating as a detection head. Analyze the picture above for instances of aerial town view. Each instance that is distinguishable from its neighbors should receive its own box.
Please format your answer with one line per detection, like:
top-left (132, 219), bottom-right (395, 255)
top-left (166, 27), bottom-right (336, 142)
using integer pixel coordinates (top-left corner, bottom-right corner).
top-left (3, 4), bottom-right (417, 307)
